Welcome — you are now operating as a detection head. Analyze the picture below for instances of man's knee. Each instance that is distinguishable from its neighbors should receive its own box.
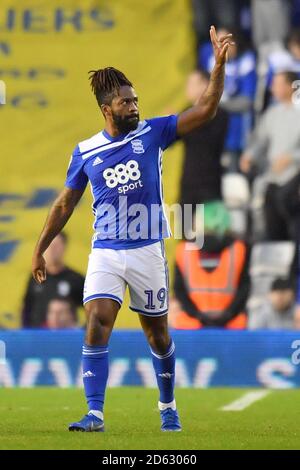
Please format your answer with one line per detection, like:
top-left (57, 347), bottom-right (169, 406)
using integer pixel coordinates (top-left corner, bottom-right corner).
top-left (84, 300), bottom-right (119, 345)
top-left (148, 331), bottom-right (171, 355)
top-left (85, 308), bottom-right (102, 328)
top-left (85, 305), bottom-right (102, 325)
top-left (85, 299), bottom-right (119, 327)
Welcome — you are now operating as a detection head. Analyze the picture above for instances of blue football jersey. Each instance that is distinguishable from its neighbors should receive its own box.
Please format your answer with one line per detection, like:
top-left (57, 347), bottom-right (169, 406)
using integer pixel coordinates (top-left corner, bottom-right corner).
top-left (65, 115), bottom-right (178, 249)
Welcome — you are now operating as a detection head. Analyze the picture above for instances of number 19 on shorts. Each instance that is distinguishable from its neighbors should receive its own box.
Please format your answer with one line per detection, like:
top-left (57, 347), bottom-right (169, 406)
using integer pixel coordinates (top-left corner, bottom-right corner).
top-left (144, 288), bottom-right (167, 310)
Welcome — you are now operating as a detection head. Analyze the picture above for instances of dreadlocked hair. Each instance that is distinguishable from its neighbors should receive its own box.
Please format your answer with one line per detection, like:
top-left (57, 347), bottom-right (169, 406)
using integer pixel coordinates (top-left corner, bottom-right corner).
top-left (88, 67), bottom-right (133, 107)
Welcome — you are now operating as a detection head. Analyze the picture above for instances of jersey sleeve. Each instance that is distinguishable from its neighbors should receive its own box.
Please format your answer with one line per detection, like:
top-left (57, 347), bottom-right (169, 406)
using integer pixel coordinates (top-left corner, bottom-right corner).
top-left (65, 145), bottom-right (88, 190)
top-left (148, 115), bottom-right (179, 150)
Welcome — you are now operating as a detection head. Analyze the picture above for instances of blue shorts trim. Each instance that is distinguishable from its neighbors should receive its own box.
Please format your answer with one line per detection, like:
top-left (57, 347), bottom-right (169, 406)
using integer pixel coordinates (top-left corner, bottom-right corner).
top-left (93, 238), bottom-right (161, 250)
top-left (83, 293), bottom-right (122, 306)
top-left (129, 306), bottom-right (168, 317)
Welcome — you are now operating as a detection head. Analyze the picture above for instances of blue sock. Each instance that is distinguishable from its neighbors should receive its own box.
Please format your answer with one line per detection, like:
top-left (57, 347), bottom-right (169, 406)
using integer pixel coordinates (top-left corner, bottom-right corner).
top-left (150, 339), bottom-right (176, 405)
top-left (82, 344), bottom-right (109, 414)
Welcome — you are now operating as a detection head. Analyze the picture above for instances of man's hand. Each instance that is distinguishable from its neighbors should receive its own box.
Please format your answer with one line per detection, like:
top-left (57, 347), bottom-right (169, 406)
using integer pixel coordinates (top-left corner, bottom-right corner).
top-left (240, 153), bottom-right (253, 173)
top-left (272, 154), bottom-right (292, 175)
top-left (210, 25), bottom-right (233, 66)
top-left (32, 252), bottom-right (46, 284)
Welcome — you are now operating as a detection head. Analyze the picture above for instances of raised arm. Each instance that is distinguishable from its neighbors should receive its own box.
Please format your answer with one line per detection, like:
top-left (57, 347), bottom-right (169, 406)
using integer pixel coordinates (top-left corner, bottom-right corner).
top-left (32, 187), bottom-right (85, 284)
top-left (177, 26), bottom-right (234, 137)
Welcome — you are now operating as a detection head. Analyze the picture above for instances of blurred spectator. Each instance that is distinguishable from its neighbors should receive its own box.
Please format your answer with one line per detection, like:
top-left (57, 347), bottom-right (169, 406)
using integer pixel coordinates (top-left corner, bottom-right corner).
top-left (288, 29), bottom-right (300, 67)
top-left (240, 71), bottom-right (300, 240)
top-left (179, 69), bottom-right (228, 212)
top-left (293, 0), bottom-right (300, 27)
top-left (22, 232), bottom-right (84, 328)
top-left (251, 0), bottom-right (292, 48)
top-left (169, 201), bottom-right (250, 329)
top-left (294, 256), bottom-right (300, 328)
top-left (294, 305), bottom-right (300, 328)
top-left (199, 27), bottom-right (256, 171)
top-left (191, 0), bottom-right (240, 44)
top-left (248, 278), bottom-right (295, 329)
top-left (266, 29), bottom-right (300, 89)
top-left (46, 297), bottom-right (78, 330)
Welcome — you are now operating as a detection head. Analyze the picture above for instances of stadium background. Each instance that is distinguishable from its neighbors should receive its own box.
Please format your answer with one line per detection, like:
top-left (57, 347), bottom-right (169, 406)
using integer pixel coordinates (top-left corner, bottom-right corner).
top-left (1, 0), bottom-right (300, 391)
top-left (2, 0), bottom-right (300, 451)
top-left (0, 0), bottom-right (192, 329)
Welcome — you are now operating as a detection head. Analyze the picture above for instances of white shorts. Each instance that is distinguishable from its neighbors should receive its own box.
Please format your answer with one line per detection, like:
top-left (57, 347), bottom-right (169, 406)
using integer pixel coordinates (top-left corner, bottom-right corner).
top-left (83, 241), bottom-right (169, 316)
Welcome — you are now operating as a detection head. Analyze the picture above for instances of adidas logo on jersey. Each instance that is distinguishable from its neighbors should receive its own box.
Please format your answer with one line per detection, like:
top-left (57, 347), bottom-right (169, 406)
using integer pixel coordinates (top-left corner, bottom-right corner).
top-left (93, 156), bottom-right (103, 166)
top-left (131, 139), bottom-right (144, 154)
top-left (83, 370), bottom-right (96, 378)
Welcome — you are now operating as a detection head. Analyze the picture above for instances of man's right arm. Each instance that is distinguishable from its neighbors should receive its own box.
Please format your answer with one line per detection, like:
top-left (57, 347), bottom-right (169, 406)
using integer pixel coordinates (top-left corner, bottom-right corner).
top-left (32, 187), bottom-right (85, 284)
top-left (177, 26), bottom-right (233, 137)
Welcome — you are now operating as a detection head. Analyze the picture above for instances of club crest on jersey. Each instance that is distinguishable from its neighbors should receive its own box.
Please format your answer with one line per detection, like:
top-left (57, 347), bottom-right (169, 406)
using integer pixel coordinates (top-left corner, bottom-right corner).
top-left (131, 139), bottom-right (144, 154)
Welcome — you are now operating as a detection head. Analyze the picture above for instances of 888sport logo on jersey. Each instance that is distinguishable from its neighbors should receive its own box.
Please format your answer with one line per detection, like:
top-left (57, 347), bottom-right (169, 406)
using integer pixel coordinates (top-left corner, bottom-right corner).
top-left (103, 160), bottom-right (143, 194)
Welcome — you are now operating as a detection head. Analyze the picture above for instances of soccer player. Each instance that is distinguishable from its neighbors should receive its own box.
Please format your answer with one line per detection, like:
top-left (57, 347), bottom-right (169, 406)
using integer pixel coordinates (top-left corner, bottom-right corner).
top-left (32, 26), bottom-right (233, 432)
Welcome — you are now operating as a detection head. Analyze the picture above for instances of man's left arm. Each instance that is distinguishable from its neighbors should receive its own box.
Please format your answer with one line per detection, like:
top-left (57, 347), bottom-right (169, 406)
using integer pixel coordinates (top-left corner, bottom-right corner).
top-left (177, 26), bottom-right (234, 137)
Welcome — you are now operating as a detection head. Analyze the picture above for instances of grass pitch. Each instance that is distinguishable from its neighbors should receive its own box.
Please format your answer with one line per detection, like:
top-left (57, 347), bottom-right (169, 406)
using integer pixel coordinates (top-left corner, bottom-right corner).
top-left (0, 387), bottom-right (300, 450)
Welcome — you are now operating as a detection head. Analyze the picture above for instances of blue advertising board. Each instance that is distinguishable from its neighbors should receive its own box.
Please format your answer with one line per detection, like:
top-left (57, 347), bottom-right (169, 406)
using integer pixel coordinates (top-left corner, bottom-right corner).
top-left (1, 330), bottom-right (300, 388)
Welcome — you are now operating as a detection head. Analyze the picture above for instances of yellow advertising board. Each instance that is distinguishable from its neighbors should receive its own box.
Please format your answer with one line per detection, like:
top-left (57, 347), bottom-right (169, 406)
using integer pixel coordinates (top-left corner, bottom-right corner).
top-left (0, 0), bottom-right (193, 327)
